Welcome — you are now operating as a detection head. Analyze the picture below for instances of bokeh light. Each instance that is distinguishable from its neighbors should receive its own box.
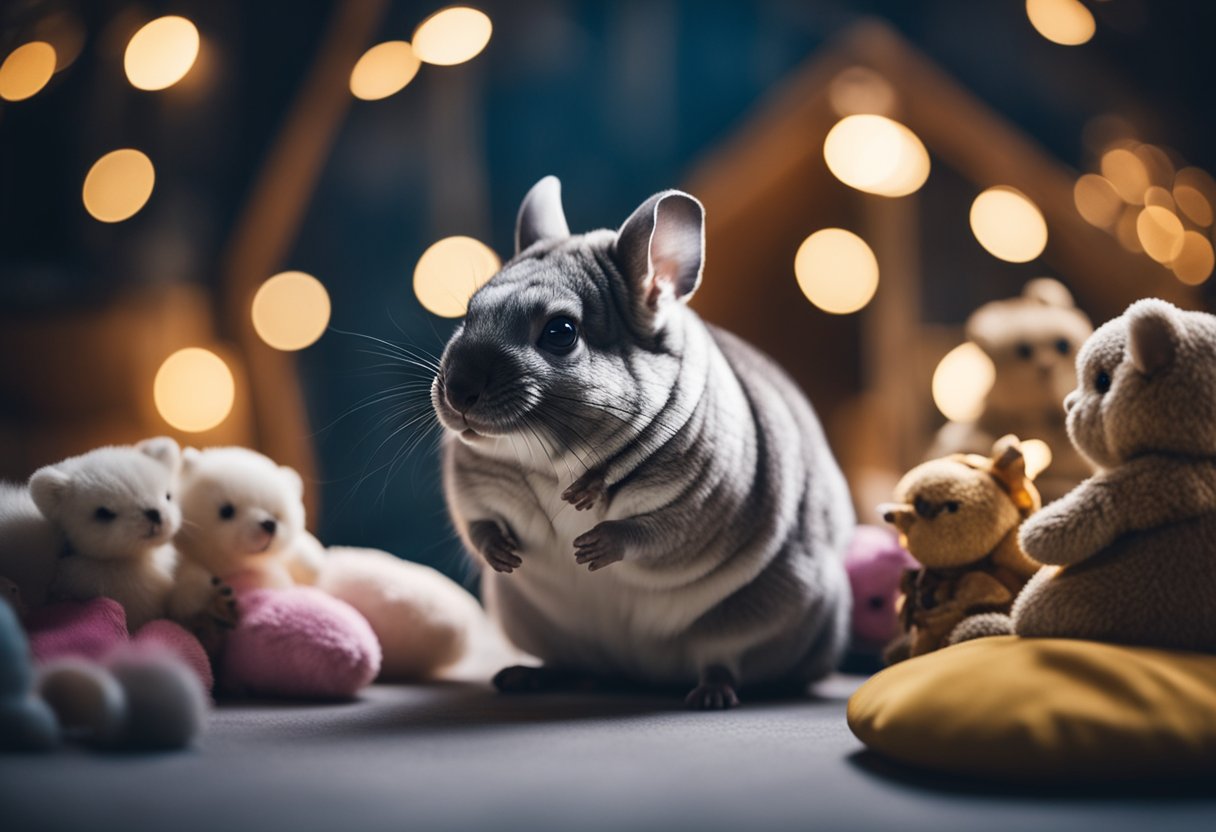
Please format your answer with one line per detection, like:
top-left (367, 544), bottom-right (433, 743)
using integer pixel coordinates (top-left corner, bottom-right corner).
top-left (0, 42), bottom-right (56, 102)
top-left (1143, 185), bottom-right (1175, 211)
top-left (932, 342), bottom-right (996, 423)
top-left (124, 16), bottom-right (200, 91)
top-left (1174, 168), bottom-right (1215, 226)
top-left (1114, 206), bottom-right (1144, 253)
top-left (251, 272), bottom-right (332, 351)
top-left (823, 114), bottom-right (930, 197)
top-left (82, 149), bottom-right (155, 223)
top-left (350, 41), bottom-right (421, 100)
top-left (794, 229), bottom-right (880, 315)
top-left (1136, 206), bottom-right (1185, 263)
top-left (1022, 439), bottom-right (1053, 480)
top-left (1025, 0), bottom-right (1096, 46)
top-left (412, 7), bottom-right (492, 66)
top-left (1073, 174), bottom-right (1122, 228)
top-left (36, 12), bottom-right (86, 72)
top-left (413, 236), bottom-right (501, 317)
top-left (154, 348), bottom-right (235, 433)
top-left (969, 187), bottom-right (1048, 263)
top-left (827, 67), bottom-right (896, 117)
top-left (1171, 231), bottom-right (1215, 286)
top-left (1100, 147), bottom-right (1149, 204)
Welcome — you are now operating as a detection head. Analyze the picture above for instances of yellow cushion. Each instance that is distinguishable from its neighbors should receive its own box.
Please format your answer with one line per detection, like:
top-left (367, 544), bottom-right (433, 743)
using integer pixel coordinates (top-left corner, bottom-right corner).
top-left (847, 636), bottom-right (1216, 781)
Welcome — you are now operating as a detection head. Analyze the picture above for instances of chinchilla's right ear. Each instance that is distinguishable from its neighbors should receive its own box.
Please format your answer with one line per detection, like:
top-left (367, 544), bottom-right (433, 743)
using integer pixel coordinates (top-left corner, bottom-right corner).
top-left (614, 189), bottom-right (705, 331)
top-left (29, 465), bottom-right (72, 518)
top-left (515, 176), bottom-right (570, 255)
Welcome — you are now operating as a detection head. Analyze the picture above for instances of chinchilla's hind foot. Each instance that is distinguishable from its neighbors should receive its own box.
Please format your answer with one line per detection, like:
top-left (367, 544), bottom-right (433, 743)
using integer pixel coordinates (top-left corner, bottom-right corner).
top-left (684, 666), bottom-right (740, 710)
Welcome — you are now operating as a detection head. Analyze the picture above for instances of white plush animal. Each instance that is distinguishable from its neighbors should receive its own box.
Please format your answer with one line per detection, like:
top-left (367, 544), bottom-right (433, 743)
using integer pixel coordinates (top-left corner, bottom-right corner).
top-left (170, 446), bottom-right (322, 619)
top-left (29, 438), bottom-right (183, 631)
top-left (0, 482), bottom-right (63, 613)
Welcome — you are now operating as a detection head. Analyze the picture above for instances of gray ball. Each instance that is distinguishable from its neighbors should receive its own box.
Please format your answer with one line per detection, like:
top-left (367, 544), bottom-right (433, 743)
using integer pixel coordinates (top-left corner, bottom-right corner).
top-left (38, 659), bottom-right (126, 744)
top-left (108, 654), bottom-right (207, 750)
top-left (0, 697), bottom-right (59, 751)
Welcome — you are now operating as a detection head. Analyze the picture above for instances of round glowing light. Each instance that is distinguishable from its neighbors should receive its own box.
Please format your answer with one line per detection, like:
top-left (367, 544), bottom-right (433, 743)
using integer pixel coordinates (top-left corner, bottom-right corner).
top-left (1100, 147), bottom-right (1150, 204)
top-left (932, 342), bottom-right (996, 423)
top-left (1174, 168), bottom-right (1215, 226)
top-left (36, 12), bottom-right (86, 72)
top-left (827, 67), bottom-right (896, 117)
top-left (1073, 174), bottom-right (1122, 229)
top-left (1022, 439), bottom-right (1053, 481)
top-left (1025, 0), bottom-right (1096, 46)
top-left (82, 149), bottom-right (155, 223)
top-left (124, 16), bottom-right (200, 91)
top-left (1136, 206), bottom-right (1185, 264)
top-left (1171, 231), bottom-right (1215, 286)
top-left (1143, 185), bottom-right (1175, 211)
top-left (1135, 144), bottom-right (1175, 188)
top-left (251, 272), bottom-right (332, 351)
top-left (823, 114), bottom-right (930, 198)
top-left (0, 42), bottom-right (56, 102)
top-left (154, 348), bottom-right (235, 433)
top-left (350, 41), bottom-right (421, 100)
top-left (794, 229), bottom-right (880, 315)
top-left (1114, 206), bottom-right (1143, 253)
top-left (413, 236), bottom-right (501, 317)
top-left (412, 7), bottom-right (492, 66)
top-left (969, 187), bottom-right (1048, 263)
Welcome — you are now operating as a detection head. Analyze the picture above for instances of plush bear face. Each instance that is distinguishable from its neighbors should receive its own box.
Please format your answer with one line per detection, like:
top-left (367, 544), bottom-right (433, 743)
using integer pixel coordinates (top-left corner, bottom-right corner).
top-left (1065, 299), bottom-right (1216, 470)
top-left (28, 438), bottom-right (182, 561)
top-left (968, 279), bottom-right (1093, 420)
top-left (177, 447), bottom-right (306, 577)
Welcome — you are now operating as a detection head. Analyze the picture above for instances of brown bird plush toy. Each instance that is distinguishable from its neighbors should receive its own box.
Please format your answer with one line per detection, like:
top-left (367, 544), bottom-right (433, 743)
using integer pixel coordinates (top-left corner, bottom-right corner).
top-left (880, 436), bottom-right (1042, 664)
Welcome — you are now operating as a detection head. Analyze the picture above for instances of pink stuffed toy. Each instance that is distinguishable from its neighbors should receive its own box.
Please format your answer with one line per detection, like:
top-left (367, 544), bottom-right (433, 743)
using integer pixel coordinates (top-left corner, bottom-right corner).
top-left (845, 525), bottom-right (918, 653)
top-left (172, 447), bottom-right (380, 699)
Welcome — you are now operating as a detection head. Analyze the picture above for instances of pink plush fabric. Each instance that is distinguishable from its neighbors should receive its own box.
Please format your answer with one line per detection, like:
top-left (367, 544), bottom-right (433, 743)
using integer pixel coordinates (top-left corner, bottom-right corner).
top-left (845, 525), bottom-right (918, 649)
top-left (220, 586), bottom-right (380, 700)
top-left (133, 619), bottom-right (215, 693)
top-left (26, 598), bottom-right (127, 664)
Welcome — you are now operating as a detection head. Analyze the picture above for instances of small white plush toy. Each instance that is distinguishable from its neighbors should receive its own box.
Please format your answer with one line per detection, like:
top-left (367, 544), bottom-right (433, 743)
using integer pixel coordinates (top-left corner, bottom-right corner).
top-left (170, 446), bottom-right (323, 620)
top-left (29, 438), bottom-right (183, 631)
top-left (0, 482), bottom-right (63, 613)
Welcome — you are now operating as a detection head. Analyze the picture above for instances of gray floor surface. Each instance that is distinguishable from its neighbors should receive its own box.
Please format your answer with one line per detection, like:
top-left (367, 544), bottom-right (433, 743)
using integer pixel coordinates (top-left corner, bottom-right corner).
top-left (3, 674), bottom-right (1215, 832)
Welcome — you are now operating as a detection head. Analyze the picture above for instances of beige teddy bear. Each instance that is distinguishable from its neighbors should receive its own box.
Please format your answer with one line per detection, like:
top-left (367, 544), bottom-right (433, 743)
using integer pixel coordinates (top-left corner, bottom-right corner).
top-left (983, 299), bottom-right (1216, 652)
top-left (929, 279), bottom-right (1094, 503)
top-left (881, 436), bottom-right (1042, 663)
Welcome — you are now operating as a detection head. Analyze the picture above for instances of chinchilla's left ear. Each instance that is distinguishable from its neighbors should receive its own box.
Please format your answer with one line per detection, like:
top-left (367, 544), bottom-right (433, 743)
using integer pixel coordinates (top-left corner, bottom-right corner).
top-left (614, 189), bottom-right (705, 330)
top-left (137, 436), bottom-right (182, 472)
top-left (515, 176), bottom-right (571, 255)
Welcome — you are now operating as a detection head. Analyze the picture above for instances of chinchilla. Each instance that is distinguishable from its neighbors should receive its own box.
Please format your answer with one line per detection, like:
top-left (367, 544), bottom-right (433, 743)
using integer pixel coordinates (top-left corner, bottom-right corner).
top-left (432, 176), bottom-right (854, 708)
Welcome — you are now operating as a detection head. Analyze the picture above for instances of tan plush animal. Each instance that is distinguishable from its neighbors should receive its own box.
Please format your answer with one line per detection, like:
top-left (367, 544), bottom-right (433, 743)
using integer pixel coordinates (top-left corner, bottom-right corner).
top-left (880, 436), bottom-right (1042, 663)
top-left (929, 279), bottom-right (1094, 503)
top-left (990, 299), bottom-right (1216, 652)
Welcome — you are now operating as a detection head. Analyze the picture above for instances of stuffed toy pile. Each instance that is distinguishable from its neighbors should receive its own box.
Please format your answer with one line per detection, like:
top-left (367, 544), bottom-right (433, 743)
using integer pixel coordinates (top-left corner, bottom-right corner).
top-left (0, 438), bottom-right (490, 751)
top-left (929, 279), bottom-right (1094, 503)
top-left (880, 435), bottom-right (1042, 663)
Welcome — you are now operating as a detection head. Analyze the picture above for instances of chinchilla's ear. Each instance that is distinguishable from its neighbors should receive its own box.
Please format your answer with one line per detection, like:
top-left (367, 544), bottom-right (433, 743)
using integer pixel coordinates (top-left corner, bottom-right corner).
top-left (515, 176), bottom-right (570, 255)
top-left (137, 436), bottom-right (182, 472)
top-left (1128, 299), bottom-right (1179, 378)
top-left (29, 466), bottom-right (72, 518)
top-left (614, 189), bottom-right (705, 328)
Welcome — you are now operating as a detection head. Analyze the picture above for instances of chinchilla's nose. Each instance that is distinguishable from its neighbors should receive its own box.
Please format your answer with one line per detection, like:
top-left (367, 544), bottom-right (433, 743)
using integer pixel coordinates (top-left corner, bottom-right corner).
top-left (144, 508), bottom-right (162, 525)
top-left (260, 518), bottom-right (277, 536)
top-left (1063, 390), bottom-right (1079, 413)
top-left (444, 365), bottom-right (489, 412)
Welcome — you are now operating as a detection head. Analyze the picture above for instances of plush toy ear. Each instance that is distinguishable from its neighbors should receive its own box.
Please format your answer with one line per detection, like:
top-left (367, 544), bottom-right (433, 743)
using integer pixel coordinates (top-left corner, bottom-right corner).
top-left (1128, 300), bottom-right (1178, 377)
top-left (1022, 278), bottom-right (1074, 309)
top-left (990, 435), bottom-right (1026, 482)
top-left (280, 466), bottom-right (304, 499)
top-left (138, 436), bottom-right (182, 472)
top-left (614, 190), bottom-right (705, 329)
top-left (515, 176), bottom-right (571, 255)
top-left (181, 447), bottom-right (202, 476)
top-left (29, 466), bottom-right (71, 518)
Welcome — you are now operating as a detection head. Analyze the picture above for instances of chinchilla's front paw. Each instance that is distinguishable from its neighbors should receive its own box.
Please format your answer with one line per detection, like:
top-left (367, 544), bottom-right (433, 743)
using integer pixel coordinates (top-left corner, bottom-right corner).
top-left (573, 522), bottom-right (625, 571)
top-left (561, 473), bottom-right (605, 511)
top-left (469, 520), bottom-right (522, 574)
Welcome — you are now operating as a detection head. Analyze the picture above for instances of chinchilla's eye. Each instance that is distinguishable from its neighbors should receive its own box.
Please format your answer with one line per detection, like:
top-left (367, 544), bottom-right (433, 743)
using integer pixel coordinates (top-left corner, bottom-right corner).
top-left (538, 316), bottom-right (578, 353)
top-left (219, 503), bottom-right (236, 520)
top-left (1094, 369), bottom-right (1112, 394)
top-left (94, 507), bottom-right (117, 522)
top-left (1055, 338), bottom-right (1070, 355)
top-left (1015, 342), bottom-right (1033, 360)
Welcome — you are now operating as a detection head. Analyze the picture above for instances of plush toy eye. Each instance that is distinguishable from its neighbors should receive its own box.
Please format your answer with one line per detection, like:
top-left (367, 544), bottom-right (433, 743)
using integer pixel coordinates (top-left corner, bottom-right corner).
top-left (166, 492), bottom-right (172, 501)
top-left (1015, 342), bottom-right (1033, 360)
top-left (1094, 369), bottom-right (1112, 394)
top-left (945, 501), bottom-right (960, 513)
top-left (867, 596), bottom-right (885, 610)
top-left (538, 316), bottom-right (578, 353)
top-left (94, 507), bottom-right (117, 522)
top-left (219, 503), bottom-right (236, 520)
top-left (913, 497), bottom-right (934, 518)
top-left (1055, 338), bottom-right (1070, 355)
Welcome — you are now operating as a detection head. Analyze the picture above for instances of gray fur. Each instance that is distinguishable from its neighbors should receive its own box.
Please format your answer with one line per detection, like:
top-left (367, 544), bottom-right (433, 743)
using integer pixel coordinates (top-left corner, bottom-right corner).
top-left (433, 178), bottom-right (854, 696)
